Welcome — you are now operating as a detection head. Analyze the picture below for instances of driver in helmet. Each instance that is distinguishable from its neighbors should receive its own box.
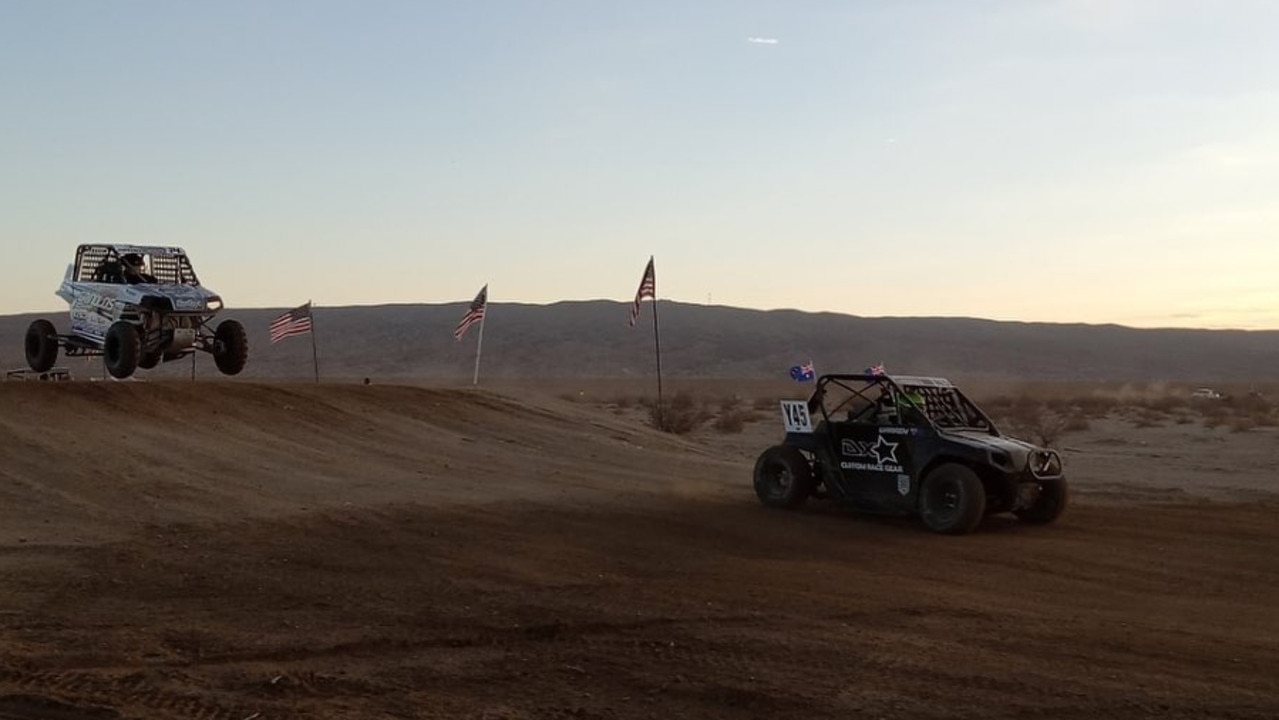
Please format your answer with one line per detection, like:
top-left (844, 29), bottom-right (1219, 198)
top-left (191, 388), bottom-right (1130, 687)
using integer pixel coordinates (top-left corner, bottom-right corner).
top-left (121, 253), bottom-right (157, 284)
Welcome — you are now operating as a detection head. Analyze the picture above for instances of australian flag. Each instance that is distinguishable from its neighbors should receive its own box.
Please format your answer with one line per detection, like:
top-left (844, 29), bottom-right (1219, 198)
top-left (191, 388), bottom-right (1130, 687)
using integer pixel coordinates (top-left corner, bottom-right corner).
top-left (789, 361), bottom-right (815, 382)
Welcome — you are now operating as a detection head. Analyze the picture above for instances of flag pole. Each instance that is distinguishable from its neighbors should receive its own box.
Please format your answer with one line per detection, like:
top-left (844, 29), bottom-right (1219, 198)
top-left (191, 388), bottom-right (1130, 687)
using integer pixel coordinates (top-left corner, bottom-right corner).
top-left (472, 294), bottom-right (487, 387)
top-left (309, 300), bottom-right (320, 383)
top-left (650, 271), bottom-right (664, 421)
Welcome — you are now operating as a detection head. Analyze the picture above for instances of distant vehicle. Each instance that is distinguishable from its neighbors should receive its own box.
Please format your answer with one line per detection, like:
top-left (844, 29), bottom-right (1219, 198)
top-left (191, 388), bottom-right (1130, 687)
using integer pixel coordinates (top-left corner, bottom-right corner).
top-left (23, 244), bottom-right (248, 380)
top-left (1190, 388), bottom-right (1223, 400)
top-left (755, 372), bottom-right (1067, 535)
top-left (5, 367), bottom-right (72, 382)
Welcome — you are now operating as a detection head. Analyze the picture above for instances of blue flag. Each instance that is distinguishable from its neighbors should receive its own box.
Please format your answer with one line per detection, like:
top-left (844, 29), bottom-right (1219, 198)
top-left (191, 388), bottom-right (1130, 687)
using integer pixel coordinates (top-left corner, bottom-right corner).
top-left (789, 362), bottom-right (815, 382)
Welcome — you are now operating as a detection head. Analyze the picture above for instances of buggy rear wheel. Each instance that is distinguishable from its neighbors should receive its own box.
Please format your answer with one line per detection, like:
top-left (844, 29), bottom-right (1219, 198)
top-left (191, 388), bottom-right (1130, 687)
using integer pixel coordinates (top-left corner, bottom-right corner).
top-left (212, 319), bottom-right (248, 376)
top-left (753, 445), bottom-right (814, 509)
top-left (104, 321), bottom-right (141, 379)
top-left (25, 319), bottom-right (59, 373)
top-left (919, 463), bottom-right (986, 535)
top-left (1014, 479), bottom-right (1068, 525)
top-left (138, 351), bottom-right (163, 370)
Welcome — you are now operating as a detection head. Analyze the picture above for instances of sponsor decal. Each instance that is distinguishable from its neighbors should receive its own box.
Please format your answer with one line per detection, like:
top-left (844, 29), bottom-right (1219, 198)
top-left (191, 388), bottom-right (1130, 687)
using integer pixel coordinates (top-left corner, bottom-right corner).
top-left (878, 426), bottom-right (915, 436)
top-left (897, 474), bottom-right (911, 496)
top-left (839, 434), bottom-right (903, 473)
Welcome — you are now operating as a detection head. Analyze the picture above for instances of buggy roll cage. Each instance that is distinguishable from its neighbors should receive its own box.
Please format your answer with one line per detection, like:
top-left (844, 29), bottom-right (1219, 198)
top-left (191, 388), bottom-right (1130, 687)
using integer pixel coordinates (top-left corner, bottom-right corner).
top-left (72, 244), bottom-right (202, 286)
top-left (806, 374), bottom-right (1000, 436)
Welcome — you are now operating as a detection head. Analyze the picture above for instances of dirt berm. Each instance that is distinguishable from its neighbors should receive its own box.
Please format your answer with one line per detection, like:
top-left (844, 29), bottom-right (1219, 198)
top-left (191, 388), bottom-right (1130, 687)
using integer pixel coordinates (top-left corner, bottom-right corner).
top-left (0, 382), bottom-right (1275, 719)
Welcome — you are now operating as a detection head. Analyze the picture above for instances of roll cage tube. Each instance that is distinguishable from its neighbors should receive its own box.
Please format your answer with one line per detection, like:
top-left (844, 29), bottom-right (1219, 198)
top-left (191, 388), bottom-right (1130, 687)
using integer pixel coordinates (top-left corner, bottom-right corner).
top-left (806, 374), bottom-right (999, 435)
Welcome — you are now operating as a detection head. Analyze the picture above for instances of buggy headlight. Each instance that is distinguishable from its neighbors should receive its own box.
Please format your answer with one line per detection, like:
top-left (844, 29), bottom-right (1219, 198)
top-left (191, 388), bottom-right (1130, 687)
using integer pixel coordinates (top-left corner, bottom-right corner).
top-left (206, 298), bottom-right (223, 311)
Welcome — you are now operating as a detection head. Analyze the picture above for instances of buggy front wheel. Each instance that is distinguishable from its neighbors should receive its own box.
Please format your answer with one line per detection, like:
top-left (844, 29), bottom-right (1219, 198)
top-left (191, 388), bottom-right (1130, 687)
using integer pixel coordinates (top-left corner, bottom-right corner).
top-left (919, 463), bottom-right (986, 535)
top-left (212, 319), bottom-right (248, 376)
top-left (104, 321), bottom-right (141, 379)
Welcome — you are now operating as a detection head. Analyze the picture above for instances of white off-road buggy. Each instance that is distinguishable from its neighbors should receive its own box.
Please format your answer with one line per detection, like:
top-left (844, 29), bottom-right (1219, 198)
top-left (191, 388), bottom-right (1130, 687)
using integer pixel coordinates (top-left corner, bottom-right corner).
top-left (24, 244), bottom-right (248, 379)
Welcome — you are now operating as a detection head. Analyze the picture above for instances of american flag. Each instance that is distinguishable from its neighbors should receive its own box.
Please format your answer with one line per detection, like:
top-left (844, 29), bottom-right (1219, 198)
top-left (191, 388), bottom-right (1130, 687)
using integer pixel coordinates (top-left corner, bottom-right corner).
top-left (269, 302), bottom-right (313, 344)
top-left (627, 256), bottom-right (656, 327)
top-left (454, 284), bottom-right (487, 340)
top-left (866, 363), bottom-right (885, 376)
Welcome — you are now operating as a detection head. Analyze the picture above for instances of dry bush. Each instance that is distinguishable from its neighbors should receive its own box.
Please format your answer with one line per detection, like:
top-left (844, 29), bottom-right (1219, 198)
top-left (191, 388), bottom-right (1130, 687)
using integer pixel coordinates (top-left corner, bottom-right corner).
top-left (608, 394), bottom-right (636, 410)
top-left (1063, 413), bottom-right (1091, 432)
top-left (1000, 405), bottom-right (1069, 448)
top-left (649, 391), bottom-right (712, 435)
top-left (753, 396), bottom-right (779, 411)
top-left (1143, 396), bottom-right (1188, 414)
top-left (713, 407), bottom-right (751, 434)
top-left (1072, 395), bottom-right (1120, 418)
top-left (1230, 417), bottom-right (1257, 433)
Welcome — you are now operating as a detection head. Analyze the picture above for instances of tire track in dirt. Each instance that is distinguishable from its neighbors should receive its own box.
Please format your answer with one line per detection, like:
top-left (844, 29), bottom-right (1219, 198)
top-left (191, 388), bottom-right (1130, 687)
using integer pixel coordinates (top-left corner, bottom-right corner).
top-left (0, 668), bottom-right (251, 720)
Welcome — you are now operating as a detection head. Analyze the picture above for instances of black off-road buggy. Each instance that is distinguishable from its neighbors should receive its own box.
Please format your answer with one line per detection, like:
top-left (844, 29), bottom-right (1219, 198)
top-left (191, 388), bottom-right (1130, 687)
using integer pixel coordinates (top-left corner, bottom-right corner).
top-left (756, 373), bottom-right (1067, 534)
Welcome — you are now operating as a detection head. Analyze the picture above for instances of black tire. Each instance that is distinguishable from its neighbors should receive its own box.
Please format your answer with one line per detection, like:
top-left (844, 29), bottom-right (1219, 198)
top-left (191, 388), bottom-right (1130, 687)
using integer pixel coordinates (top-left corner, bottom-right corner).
top-left (104, 321), bottom-right (141, 379)
top-left (919, 463), bottom-right (986, 535)
top-left (753, 445), bottom-right (814, 509)
top-left (212, 319), bottom-right (248, 376)
top-left (138, 351), bottom-right (163, 370)
top-left (1014, 479), bottom-right (1068, 525)
top-left (25, 319), bottom-right (59, 373)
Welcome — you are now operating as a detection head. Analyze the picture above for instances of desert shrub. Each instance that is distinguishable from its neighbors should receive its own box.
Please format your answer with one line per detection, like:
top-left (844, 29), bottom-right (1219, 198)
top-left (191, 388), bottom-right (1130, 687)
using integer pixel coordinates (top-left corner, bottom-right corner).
top-left (1073, 395), bottom-right (1119, 418)
top-left (1003, 407), bottom-right (1068, 447)
top-left (1144, 396), bottom-right (1188, 414)
top-left (608, 394), bottom-right (635, 410)
top-left (1063, 413), bottom-right (1091, 432)
top-left (753, 396), bottom-right (778, 411)
top-left (713, 407), bottom-right (753, 434)
top-left (649, 391), bottom-right (711, 434)
top-left (1132, 408), bottom-right (1167, 428)
top-left (1230, 417), bottom-right (1256, 433)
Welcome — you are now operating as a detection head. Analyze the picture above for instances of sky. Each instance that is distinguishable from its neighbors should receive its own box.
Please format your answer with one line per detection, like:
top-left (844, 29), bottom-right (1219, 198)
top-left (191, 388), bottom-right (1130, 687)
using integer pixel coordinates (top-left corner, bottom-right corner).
top-left (2, 0), bottom-right (1277, 329)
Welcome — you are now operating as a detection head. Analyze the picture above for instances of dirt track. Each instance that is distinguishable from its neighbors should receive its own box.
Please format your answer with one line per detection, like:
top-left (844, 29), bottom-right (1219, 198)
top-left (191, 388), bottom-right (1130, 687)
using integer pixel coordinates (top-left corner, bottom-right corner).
top-left (1, 383), bottom-right (1277, 719)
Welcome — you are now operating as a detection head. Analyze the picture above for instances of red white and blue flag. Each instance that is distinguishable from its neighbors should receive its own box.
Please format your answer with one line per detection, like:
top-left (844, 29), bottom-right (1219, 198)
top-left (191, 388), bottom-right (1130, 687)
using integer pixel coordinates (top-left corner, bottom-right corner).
top-left (865, 363), bottom-right (885, 376)
top-left (269, 302), bottom-right (313, 344)
top-left (789, 361), bottom-right (816, 382)
top-left (454, 285), bottom-right (488, 341)
top-left (627, 256), bottom-right (656, 327)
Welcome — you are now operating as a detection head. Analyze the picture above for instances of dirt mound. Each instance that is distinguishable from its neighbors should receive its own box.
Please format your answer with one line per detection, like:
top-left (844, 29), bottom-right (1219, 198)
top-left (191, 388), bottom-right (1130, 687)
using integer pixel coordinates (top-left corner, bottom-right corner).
top-left (0, 382), bottom-right (735, 546)
top-left (0, 382), bottom-right (1276, 717)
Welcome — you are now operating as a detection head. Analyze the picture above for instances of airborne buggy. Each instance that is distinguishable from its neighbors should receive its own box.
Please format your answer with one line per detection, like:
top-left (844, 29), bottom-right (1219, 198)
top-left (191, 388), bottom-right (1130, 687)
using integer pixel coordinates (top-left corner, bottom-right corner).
top-left (24, 244), bottom-right (248, 380)
top-left (756, 373), bottom-right (1067, 534)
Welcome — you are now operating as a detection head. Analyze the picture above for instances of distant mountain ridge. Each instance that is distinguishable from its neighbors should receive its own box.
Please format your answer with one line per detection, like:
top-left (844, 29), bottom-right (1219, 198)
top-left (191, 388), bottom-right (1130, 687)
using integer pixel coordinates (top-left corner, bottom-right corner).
top-left (2, 300), bottom-right (1277, 382)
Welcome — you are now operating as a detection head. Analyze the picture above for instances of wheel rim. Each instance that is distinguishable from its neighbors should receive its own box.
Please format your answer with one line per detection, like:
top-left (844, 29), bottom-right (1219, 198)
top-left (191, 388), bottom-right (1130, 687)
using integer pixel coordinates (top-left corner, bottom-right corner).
top-left (929, 478), bottom-right (963, 521)
top-left (767, 462), bottom-right (792, 497)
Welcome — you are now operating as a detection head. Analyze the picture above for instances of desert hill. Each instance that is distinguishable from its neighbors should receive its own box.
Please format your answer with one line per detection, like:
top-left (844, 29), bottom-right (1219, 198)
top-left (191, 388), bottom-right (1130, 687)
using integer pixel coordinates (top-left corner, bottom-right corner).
top-left (2, 300), bottom-right (1277, 382)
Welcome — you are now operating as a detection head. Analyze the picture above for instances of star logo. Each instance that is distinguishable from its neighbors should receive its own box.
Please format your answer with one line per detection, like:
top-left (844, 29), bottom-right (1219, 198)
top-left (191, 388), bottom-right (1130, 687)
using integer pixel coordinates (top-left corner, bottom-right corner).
top-left (870, 435), bottom-right (899, 465)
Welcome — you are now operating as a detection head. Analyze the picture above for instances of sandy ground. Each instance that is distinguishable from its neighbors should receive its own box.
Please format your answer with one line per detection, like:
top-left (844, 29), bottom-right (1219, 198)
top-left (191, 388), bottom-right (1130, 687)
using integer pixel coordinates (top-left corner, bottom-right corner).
top-left (0, 381), bottom-right (1276, 719)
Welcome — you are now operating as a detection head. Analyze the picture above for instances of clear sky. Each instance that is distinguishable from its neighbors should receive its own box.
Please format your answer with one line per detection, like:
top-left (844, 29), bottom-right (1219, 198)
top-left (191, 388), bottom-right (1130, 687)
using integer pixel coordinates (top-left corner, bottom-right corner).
top-left (2, 0), bottom-right (1276, 328)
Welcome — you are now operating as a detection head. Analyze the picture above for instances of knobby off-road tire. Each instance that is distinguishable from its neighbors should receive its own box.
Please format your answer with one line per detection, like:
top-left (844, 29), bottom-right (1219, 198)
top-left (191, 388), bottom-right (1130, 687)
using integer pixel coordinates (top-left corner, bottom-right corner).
top-left (919, 463), bottom-right (986, 535)
top-left (104, 321), bottom-right (141, 379)
top-left (753, 445), bottom-right (814, 509)
top-left (25, 319), bottom-right (58, 373)
top-left (213, 319), bottom-right (248, 376)
top-left (1014, 479), bottom-right (1069, 525)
